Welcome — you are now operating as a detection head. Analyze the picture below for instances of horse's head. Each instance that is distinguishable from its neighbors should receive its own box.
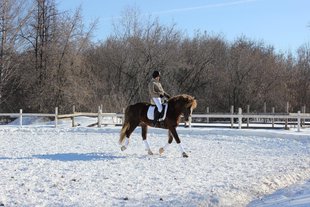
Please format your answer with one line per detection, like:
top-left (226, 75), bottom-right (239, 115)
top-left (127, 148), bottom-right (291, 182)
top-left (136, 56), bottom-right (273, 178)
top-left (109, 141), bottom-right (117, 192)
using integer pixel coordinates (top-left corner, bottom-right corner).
top-left (169, 94), bottom-right (197, 122)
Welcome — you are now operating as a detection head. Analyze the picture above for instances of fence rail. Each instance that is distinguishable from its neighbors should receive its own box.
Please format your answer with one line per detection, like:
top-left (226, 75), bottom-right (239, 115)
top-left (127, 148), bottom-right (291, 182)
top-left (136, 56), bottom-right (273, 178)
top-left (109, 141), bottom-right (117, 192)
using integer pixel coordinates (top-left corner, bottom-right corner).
top-left (0, 107), bottom-right (123, 128)
top-left (190, 109), bottom-right (310, 131)
top-left (0, 107), bottom-right (309, 131)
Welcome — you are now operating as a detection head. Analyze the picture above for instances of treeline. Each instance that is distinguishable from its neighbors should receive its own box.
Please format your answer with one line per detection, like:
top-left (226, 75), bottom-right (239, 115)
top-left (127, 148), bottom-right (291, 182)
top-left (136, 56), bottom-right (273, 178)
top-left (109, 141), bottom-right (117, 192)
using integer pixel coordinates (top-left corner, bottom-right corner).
top-left (1, 0), bottom-right (309, 113)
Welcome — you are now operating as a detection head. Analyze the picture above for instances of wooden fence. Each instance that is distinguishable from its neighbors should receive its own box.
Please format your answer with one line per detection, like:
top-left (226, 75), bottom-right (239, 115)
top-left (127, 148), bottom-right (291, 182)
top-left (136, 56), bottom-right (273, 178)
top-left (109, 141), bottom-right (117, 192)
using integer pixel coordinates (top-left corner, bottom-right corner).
top-left (190, 109), bottom-right (310, 132)
top-left (0, 107), bottom-right (309, 131)
top-left (0, 107), bottom-right (124, 128)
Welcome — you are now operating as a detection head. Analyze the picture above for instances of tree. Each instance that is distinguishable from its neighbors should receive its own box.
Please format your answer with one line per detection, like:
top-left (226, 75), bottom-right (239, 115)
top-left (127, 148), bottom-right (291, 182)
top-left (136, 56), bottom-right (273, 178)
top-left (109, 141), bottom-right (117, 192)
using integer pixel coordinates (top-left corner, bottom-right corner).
top-left (18, 0), bottom-right (96, 113)
top-left (175, 33), bottom-right (228, 112)
top-left (83, 7), bottom-right (182, 112)
top-left (0, 0), bottom-right (32, 111)
top-left (294, 44), bottom-right (310, 110)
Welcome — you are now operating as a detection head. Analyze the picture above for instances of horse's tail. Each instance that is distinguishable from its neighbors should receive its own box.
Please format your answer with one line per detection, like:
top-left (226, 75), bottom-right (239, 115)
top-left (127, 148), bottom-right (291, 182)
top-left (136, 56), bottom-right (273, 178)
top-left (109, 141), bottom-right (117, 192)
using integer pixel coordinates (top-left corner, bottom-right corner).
top-left (119, 106), bottom-right (130, 145)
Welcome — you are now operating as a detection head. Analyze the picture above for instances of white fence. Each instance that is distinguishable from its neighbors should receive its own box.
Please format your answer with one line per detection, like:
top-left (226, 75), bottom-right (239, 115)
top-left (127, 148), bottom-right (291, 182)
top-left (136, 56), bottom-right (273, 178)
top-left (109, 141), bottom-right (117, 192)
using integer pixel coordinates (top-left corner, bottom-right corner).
top-left (190, 108), bottom-right (310, 132)
top-left (0, 107), bottom-right (122, 128)
top-left (0, 107), bottom-right (309, 131)
top-left (0, 109), bottom-right (57, 127)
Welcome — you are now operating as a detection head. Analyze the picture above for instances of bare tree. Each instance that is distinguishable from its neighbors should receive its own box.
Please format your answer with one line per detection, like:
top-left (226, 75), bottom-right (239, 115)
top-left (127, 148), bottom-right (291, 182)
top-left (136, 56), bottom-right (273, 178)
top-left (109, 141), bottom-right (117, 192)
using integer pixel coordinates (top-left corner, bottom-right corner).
top-left (15, 0), bottom-right (97, 113)
top-left (294, 43), bottom-right (310, 110)
top-left (0, 0), bottom-right (33, 111)
top-left (1, 2), bottom-right (307, 114)
top-left (84, 7), bottom-right (182, 112)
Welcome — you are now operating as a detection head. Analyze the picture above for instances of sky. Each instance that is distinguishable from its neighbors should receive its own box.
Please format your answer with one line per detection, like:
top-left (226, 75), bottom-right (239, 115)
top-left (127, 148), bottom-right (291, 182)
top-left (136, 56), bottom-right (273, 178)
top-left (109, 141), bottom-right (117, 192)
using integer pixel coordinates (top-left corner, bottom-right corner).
top-left (57, 0), bottom-right (310, 54)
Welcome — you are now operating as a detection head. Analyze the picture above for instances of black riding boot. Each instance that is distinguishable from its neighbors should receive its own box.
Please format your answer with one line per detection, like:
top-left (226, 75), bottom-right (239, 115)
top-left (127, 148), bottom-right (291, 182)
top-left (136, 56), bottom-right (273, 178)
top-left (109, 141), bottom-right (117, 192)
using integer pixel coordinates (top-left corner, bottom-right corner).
top-left (153, 109), bottom-right (160, 127)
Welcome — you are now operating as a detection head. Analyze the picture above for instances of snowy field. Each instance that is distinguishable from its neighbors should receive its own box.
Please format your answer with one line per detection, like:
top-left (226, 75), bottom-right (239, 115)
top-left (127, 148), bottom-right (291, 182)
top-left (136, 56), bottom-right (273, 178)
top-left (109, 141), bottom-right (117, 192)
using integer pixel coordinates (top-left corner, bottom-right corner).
top-left (0, 118), bottom-right (310, 207)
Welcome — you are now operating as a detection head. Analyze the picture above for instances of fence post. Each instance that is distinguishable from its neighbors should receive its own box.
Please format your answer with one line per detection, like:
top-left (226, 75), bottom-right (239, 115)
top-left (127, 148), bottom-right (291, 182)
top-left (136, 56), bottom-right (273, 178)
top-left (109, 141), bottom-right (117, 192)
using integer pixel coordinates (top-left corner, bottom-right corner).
top-left (206, 107), bottom-right (209, 123)
top-left (122, 108), bottom-right (125, 124)
top-left (285, 102), bottom-right (289, 130)
top-left (297, 111), bottom-right (301, 132)
top-left (98, 106), bottom-right (102, 128)
top-left (55, 107), bottom-right (58, 128)
top-left (263, 102), bottom-right (267, 123)
top-left (247, 105), bottom-right (250, 128)
top-left (19, 109), bottom-right (23, 128)
top-left (231, 105), bottom-right (234, 128)
top-left (72, 105), bottom-right (75, 127)
top-left (272, 107), bottom-right (275, 128)
top-left (238, 108), bottom-right (242, 129)
top-left (301, 105), bottom-right (306, 127)
top-left (112, 113), bottom-right (117, 126)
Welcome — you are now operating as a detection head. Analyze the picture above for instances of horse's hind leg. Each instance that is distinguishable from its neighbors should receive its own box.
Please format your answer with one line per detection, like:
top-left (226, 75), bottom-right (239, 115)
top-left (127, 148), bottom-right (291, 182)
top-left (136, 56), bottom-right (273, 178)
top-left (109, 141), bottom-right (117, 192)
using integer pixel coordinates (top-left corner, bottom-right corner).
top-left (159, 131), bottom-right (173, 155)
top-left (141, 123), bottom-right (153, 155)
top-left (121, 121), bottom-right (139, 151)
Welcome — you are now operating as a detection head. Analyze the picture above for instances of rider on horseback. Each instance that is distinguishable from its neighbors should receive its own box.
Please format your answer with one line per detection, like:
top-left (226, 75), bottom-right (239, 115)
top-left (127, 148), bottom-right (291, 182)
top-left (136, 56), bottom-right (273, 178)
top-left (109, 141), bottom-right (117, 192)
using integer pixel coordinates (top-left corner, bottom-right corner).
top-left (148, 70), bottom-right (171, 126)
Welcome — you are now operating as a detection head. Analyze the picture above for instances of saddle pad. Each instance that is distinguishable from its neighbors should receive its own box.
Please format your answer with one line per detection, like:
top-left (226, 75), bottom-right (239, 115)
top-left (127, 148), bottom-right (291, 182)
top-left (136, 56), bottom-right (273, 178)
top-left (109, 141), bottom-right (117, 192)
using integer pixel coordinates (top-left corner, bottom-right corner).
top-left (147, 103), bottom-right (168, 121)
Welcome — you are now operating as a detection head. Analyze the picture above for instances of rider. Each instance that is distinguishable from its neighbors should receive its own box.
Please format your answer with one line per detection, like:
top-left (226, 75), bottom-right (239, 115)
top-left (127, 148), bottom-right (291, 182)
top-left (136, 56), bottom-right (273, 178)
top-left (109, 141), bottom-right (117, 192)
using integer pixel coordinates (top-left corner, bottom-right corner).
top-left (148, 70), bottom-right (171, 126)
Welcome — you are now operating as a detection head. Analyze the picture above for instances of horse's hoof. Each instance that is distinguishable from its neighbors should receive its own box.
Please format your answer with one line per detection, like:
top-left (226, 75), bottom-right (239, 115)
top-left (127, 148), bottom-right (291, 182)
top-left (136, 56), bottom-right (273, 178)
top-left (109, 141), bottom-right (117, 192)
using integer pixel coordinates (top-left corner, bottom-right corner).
top-left (147, 149), bottom-right (154, 155)
top-left (159, 148), bottom-right (164, 155)
top-left (182, 152), bottom-right (189, 158)
top-left (121, 146), bottom-right (127, 151)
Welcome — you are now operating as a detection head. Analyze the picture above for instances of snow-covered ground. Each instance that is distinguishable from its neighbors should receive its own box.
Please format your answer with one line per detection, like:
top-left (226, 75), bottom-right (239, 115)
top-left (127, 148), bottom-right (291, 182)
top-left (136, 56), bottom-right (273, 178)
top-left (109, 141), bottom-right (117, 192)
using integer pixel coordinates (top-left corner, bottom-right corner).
top-left (248, 179), bottom-right (310, 207)
top-left (0, 118), bottom-right (310, 206)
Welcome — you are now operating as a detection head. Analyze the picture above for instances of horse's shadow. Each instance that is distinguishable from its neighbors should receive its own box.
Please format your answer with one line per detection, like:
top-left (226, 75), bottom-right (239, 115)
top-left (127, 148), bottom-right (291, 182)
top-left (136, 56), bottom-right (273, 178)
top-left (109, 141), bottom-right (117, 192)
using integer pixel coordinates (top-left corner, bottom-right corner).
top-left (33, 153), bottom-right (125, 161)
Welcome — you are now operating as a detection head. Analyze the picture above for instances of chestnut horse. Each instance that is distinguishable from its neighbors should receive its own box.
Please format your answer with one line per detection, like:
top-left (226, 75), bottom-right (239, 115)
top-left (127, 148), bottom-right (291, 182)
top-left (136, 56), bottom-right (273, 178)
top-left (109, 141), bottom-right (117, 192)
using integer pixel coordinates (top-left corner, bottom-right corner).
top-left (119, 94), bottom-right (197, 157)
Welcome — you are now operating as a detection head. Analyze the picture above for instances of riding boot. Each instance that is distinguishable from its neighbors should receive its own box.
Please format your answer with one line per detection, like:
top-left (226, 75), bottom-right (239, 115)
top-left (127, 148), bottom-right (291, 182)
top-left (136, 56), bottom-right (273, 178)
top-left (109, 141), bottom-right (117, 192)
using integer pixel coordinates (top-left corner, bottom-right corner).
top-left (153, 109), bottom-right (160, 127)
top-left (159, 108), bottom-right (165, 117)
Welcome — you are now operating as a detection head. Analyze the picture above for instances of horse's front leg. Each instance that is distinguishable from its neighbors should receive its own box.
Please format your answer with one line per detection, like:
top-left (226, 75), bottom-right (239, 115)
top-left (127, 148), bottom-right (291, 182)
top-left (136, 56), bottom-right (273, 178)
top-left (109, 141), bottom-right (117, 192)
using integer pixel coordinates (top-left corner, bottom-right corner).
top-left (168, 127), bottom-right (189, 158)
top-left (141, 124), bottom-right (153, 155)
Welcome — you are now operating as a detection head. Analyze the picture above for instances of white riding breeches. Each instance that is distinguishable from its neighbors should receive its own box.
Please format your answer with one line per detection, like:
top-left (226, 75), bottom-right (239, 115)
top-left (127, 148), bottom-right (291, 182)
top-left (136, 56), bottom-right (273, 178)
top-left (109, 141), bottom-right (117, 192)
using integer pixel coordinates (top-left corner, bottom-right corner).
top-left (152, 97), bottom-right (163, 112)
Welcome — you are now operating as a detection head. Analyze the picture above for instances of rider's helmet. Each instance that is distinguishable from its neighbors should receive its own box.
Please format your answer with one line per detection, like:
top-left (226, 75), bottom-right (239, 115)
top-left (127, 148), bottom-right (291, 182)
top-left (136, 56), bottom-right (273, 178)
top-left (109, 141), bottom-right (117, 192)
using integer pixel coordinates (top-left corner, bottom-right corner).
top-left (152, 70), bottom-right (161, 79)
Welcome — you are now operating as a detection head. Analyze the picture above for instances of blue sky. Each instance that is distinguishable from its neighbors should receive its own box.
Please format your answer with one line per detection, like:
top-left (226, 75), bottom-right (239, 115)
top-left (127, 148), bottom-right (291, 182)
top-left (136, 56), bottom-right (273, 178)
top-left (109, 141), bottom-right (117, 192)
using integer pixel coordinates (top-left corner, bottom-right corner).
top-left (57, 0), bottom-right (310, 53)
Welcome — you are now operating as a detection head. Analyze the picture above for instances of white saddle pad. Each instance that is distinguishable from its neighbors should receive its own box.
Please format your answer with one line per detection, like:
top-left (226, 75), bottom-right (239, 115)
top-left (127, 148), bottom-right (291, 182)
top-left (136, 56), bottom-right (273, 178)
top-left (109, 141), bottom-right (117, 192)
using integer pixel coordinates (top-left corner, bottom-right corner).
top-left (147, 103), bottom-right (168, 121)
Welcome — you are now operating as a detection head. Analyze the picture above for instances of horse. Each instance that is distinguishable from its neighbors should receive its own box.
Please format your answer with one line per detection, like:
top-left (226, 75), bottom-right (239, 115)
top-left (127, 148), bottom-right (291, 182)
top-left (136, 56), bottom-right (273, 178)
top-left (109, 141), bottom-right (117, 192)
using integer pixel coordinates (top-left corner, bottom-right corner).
top-left (119, 94), bottom-right (197, 157)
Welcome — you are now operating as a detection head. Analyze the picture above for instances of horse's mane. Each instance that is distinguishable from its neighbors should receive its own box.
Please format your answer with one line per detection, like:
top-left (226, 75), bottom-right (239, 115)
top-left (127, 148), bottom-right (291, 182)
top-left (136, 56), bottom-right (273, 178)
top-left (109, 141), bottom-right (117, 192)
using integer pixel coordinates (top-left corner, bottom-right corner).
top-left (169, 94), bottom-right (197, 109)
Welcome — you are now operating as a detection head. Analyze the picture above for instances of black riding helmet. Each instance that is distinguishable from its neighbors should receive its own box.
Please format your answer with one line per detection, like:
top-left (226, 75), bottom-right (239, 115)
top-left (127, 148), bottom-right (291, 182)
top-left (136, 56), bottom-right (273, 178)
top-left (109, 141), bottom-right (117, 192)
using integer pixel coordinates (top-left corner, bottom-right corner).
top-left (152, 70), bottom-right (161, 79)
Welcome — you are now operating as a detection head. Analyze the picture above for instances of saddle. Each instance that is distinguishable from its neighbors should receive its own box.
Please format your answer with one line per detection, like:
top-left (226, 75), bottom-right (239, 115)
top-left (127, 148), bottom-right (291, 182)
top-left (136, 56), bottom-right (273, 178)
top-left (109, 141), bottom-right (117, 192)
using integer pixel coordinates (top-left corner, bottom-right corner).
top-left (147, 103), bottom-right (168, 121)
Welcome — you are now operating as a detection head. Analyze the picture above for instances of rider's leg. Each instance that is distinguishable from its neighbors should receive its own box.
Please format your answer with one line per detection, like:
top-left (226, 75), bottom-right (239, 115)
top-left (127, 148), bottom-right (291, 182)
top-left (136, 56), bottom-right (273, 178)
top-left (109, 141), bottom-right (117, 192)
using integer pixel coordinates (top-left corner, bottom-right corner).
top-left (152, 97), bottom-right (162, 126)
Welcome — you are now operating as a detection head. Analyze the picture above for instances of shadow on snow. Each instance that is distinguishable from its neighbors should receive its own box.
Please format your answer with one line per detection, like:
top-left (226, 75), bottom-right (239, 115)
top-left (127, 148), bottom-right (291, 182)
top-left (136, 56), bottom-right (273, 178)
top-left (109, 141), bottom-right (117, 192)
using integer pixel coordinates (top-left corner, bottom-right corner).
top-left (32, 153), bottom-right (126, 161)
top-left (0, 153), bottom-right (125, 161)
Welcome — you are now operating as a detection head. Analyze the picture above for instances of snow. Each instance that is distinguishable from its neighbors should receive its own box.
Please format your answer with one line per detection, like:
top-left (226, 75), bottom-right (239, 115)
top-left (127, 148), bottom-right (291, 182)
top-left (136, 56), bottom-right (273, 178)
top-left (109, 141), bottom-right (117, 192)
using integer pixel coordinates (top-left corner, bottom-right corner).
top-left (248, 180), bottom-right (310, 207)
top-left (0, 118), bottom-right (310, 206)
